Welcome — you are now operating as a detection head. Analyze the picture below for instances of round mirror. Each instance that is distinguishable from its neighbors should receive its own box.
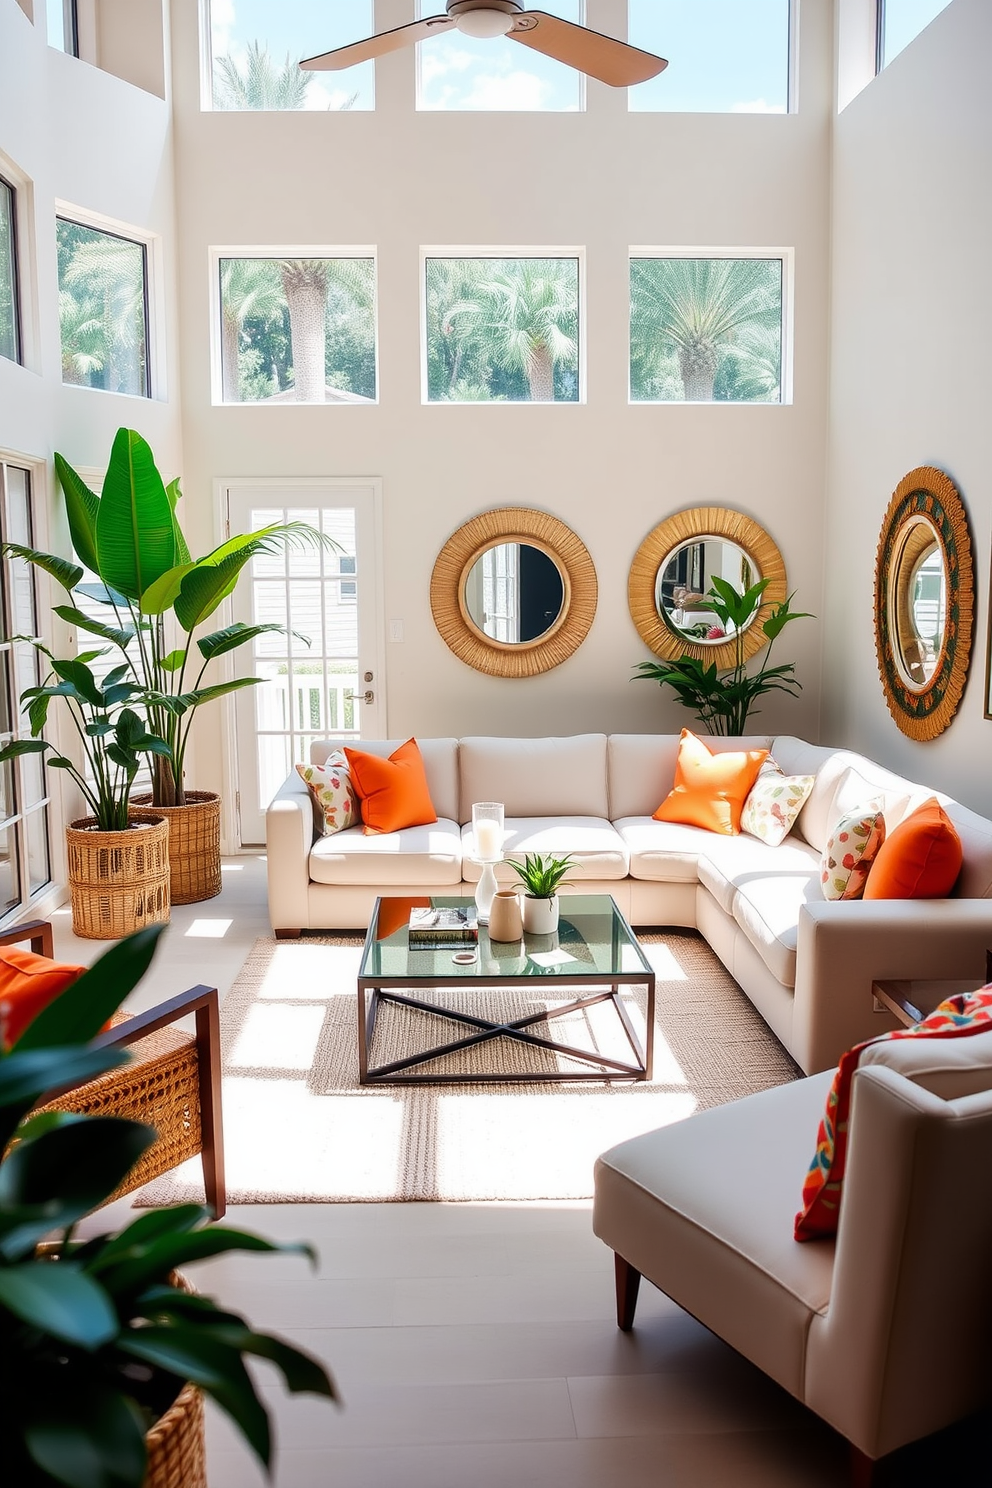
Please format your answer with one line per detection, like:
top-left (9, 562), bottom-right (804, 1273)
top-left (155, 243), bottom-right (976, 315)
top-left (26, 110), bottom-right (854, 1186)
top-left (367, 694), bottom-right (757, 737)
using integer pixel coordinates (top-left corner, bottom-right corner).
top-left (462, 542), bottom-right (566, 644)
top-left (875, 467), bottom-right (973, 740)
top-left (656, 537), bottom-right (760, 644)
top-left (431, 508), bottom-right (597, 677)
top-left (629, 507), bottom-right (786, 669)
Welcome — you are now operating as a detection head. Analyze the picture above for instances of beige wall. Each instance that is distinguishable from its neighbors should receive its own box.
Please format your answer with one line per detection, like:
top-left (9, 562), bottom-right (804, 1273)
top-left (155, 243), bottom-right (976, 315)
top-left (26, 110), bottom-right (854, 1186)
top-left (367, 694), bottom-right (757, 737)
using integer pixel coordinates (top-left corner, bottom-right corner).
top-left (823, 0), bottom-right (992, 816)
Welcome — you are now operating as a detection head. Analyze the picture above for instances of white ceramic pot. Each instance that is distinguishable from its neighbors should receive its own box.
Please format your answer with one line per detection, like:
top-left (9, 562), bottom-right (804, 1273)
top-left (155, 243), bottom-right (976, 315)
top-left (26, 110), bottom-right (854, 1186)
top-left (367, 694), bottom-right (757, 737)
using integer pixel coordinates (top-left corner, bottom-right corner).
top-left (523, 894), bottom-right (559, 935)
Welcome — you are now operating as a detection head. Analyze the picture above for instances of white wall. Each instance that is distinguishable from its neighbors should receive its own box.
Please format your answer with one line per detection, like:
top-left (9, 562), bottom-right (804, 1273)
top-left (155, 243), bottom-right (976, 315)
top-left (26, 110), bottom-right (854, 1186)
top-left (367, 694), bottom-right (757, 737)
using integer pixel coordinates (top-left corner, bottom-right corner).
top-left (168, 0), bottom-right (832, 779)
top-left (823, 0), bottom-right (992, 816)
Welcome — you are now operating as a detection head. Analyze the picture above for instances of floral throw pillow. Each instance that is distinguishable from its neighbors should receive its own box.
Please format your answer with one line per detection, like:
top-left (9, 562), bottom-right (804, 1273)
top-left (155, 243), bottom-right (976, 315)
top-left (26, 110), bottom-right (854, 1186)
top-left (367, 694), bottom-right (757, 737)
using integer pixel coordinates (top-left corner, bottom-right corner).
top-left (820, 807), bottom-right (885, 901)
top-left (740, 760), bottom-right (815, 847)
top-left (295, 752), bottom-right (358, 836)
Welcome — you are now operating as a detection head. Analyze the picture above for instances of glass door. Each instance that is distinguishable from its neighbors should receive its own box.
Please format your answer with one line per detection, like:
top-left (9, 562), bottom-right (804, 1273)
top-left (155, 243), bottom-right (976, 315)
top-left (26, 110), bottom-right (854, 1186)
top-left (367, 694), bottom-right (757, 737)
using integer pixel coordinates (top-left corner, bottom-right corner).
top-left (225, 480), bottom-right (384, 845)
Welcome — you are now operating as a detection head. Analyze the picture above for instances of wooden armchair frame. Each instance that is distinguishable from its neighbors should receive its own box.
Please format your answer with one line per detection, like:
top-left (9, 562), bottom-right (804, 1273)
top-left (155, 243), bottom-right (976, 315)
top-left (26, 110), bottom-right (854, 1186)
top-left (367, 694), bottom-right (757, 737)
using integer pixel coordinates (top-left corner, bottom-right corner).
top-left (2, 920), bottom-right (226, 1219)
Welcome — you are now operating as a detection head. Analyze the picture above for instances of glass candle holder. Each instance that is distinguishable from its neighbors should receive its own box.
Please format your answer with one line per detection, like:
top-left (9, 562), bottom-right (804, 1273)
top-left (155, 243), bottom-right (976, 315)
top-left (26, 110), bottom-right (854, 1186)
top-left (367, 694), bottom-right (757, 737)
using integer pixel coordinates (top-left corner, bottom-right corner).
top-left (471, 802), bottom-right (504, 924)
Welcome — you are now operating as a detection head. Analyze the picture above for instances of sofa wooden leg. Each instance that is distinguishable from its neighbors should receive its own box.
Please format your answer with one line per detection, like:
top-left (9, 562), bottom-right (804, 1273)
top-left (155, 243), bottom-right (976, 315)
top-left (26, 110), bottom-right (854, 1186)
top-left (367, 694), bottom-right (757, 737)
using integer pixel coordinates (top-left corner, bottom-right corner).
top-left (850, 1445), bottom-right (880, 1487)
top-left (274, 928), bottom-right (302, 940)
top-left (615, 1253), bottom-right (641, 1332)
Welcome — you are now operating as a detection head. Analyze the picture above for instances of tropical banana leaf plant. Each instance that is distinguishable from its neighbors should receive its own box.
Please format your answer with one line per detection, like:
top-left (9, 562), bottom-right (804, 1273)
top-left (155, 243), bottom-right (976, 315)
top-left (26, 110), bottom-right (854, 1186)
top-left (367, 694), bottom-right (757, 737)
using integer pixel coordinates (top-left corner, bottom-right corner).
top-left (632, 577), bottom-right (812, 736)
top-left (0, 925), bottom-right (336, 1488)
top-left (3, 427), bottom-right (335, 808)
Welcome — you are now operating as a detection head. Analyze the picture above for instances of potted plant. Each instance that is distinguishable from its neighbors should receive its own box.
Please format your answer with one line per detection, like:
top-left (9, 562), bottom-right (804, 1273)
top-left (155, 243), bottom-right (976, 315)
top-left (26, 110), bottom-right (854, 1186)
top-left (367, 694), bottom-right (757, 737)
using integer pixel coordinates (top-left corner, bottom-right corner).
top-left (632, 576), bottom-right (811, 736)
top-left (4, 427), bottom-right (332, 904)
top-left (506, 852), bottom-right (576, 935)
top-left (0, 647), bottom-right (172, 938)
top-left (0, 924), bottom-right (336, 1487)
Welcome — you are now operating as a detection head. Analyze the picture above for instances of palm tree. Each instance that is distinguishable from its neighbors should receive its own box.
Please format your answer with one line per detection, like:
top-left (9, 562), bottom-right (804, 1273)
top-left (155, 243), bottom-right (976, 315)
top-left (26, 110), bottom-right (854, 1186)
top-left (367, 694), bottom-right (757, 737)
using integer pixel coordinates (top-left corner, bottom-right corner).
top-left (443, 259), bottom-right (579, 401)
top-left (213, 42), bottom-right (311, 111)
top-left (219, 258), bottom-right (284, 399)
top-left (58, 226), bottom-right (147, 394)
top-left (630, 258), bottom-right (782, 403)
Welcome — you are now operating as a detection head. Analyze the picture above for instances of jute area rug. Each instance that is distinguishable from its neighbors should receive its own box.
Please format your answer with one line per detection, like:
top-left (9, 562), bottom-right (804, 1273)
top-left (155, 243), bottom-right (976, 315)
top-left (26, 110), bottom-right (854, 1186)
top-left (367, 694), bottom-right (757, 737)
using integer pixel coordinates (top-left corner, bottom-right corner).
top-left (141, 930), bottom-right (800, 1205)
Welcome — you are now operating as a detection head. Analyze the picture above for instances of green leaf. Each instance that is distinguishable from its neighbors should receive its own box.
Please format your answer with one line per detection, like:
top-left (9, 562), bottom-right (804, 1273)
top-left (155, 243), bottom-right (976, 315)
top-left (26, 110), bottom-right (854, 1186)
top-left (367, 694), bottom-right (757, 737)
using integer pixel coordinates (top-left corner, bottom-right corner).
top-left (51, 657), bottom-right (103, 707)
top-left (197, 621), bottom-right (285, 661)
top-left (53, 606), bottom-right (135, 650)
top-left (77, 580), bottom-right (129, 608)
top-left (0, 1046), bottom-right (129, 1161)
top-left (178, 677), bottom-right (262, 708)
top-left (24, 1378), bottom-right (147, 1488)
top-left (15, 926), bottom-right (165, 1050)
top-left (158, 648), bottom-right (186, 672)
top-left (95, 428), bottom-right (176, 601)
top-left (54, 451), bottom-right (102, 575)
top-left (95, 1226), bottom-right (304, 1295)
top-left (0, 737), bottom-right (50, 761)
top-left (120, 1325), bottom-right (272, 1466)
top-left (174, 523), bottom-right (329, 632)
top-left (0, 1260), bottom-right (116, 1348)
top-left (139, 561), bottom-right (195, 617)
top-left (238, 1329), bottom-right (338, 1400)
top-left (2, 540), bottom-right (84, 594)
top-left (0, 1116), bottom-right (154, 1221)
top-left (166, 476), bottom-right (192, 565)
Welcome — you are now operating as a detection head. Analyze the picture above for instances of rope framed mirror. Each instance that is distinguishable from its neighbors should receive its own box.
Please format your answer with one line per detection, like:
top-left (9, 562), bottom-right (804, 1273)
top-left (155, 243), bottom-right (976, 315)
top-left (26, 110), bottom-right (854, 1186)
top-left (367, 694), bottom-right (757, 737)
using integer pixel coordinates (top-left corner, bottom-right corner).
top-left (430, 507), bottom-right (597, 677)
top-left (874, 466), bottom-right (973, 741)
top-left (628, 506), bottom-right (787, 670)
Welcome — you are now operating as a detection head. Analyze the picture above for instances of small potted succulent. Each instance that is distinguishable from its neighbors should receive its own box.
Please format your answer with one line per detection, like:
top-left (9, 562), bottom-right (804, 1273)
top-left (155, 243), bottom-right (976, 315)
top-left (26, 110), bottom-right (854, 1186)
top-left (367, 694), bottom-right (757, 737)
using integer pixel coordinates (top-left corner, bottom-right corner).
top-left (506, 852), bottom-right (575, 935)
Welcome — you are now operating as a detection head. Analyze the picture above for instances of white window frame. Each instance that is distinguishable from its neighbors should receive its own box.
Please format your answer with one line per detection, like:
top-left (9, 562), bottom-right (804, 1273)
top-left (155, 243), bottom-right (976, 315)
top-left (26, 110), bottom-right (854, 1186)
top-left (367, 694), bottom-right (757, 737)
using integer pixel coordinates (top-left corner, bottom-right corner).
top-left (208, 245), bottom-right (380, 407)
top-left (628, 245), bottom-right (794, 406)
top-left (54, 201), bottom-right (163, 401)
top-left (0, 151), bottom-right (38, 375)
top-left (420, 245), bottom-right (587, 406)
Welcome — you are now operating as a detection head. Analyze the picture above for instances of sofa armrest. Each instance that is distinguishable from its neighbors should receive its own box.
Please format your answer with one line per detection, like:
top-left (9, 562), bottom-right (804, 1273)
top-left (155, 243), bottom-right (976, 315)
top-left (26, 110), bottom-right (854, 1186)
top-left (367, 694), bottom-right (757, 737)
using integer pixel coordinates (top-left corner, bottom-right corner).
top-left (266, 773), bottom-right (317, 935)
top-left (792, 898), bottom-right (992, 1074)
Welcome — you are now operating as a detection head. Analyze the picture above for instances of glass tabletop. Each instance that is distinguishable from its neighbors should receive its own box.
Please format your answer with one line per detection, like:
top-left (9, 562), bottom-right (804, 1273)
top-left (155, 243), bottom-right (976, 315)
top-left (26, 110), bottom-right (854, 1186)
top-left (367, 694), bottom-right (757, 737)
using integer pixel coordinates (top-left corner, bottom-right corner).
top-left (360, 894), bottom-right (653, 984)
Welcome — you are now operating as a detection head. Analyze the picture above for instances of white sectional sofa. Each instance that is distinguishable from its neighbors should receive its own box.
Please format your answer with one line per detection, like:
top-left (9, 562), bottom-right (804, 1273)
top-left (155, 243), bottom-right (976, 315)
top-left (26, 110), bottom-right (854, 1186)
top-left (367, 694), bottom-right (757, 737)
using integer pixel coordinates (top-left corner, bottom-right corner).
top-left (266, 733), bottom-right (992, 1073)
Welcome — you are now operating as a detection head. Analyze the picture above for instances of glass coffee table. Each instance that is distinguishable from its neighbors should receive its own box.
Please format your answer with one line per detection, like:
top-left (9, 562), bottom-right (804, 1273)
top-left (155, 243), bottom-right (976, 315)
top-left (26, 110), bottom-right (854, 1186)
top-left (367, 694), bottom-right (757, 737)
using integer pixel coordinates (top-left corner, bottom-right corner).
top-left (358, 893), bottom-right (655, 1085)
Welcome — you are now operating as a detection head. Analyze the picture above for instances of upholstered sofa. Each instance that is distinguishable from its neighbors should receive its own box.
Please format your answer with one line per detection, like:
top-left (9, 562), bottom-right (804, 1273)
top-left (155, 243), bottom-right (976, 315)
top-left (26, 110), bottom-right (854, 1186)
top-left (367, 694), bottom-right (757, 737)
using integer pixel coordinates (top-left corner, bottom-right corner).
top-left (265, 733), bottom-right (992, 1073)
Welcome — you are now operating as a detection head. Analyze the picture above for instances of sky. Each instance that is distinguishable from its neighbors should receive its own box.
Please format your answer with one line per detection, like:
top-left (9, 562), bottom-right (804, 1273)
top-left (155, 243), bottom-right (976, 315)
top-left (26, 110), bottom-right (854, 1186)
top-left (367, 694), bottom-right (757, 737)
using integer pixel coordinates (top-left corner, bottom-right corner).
top-left (204, 0), bottom-right (955, 114)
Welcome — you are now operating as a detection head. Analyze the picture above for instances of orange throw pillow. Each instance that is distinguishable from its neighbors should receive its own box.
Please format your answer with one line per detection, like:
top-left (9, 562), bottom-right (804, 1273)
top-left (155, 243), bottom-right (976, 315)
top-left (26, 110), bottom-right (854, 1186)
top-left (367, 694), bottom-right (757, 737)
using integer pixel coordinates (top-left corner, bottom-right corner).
top-left (344, 738), bottom-right (438, 835)
top-left (0, 945), bottom-right (87, 1050)
top-left (653, 729), bottom-right (769, 836)
top-left (863, 797), bottom-right (962, 899)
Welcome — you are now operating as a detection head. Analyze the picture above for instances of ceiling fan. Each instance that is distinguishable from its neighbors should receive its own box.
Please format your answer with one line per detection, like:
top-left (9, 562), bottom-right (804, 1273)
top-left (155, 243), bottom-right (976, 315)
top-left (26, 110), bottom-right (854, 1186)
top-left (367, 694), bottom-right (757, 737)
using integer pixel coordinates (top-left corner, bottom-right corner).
top-left (300, 1), bottom-right (668, 89)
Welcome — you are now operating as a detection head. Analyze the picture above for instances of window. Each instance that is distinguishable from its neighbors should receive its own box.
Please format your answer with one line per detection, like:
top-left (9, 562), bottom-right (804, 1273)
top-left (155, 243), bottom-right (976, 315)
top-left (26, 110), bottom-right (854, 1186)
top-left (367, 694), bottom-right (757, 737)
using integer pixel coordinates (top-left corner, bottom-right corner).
top-left (417, 0), bottom-right (582, 111)
top-left (217, 256), bottom-right (377, 404)
top-left (46, 0), bottom-right (78, 56)
top-left (629, 255), bottom-right (785, 404)
top-left (877, 0), bottom-right (953, 71)
top-left (0, 177), bottom-right (19, 365)
top-left (0, 462), bottom-right (52, 914)
top-left (629, 0), bottom-right (790, 114)
top-left (205, 0), bottom-right (373, 111)
top-left (425, 256), bottom-right (580, 403)
top-left (57, 218), bottom-right (150, 397)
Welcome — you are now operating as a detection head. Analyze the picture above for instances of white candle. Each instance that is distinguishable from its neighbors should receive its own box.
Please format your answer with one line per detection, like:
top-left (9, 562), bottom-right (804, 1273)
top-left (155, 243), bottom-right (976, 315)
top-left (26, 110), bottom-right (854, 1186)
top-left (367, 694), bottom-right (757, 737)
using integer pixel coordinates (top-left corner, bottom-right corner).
top-left (474, 819), bottom-right (502, 860)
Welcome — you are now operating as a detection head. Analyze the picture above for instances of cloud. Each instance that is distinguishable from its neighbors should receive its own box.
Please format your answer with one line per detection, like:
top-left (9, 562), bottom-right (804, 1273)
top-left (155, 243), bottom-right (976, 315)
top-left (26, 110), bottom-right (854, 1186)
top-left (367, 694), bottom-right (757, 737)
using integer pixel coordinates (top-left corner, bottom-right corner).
top-left (421, 46), bottom-right (480, 83)
top-left (210, 0), bottom-right (235, 55)
top-left (731, 98), bottom-right (787, 114)
top-left (462, 68), bottom-right (549, 110)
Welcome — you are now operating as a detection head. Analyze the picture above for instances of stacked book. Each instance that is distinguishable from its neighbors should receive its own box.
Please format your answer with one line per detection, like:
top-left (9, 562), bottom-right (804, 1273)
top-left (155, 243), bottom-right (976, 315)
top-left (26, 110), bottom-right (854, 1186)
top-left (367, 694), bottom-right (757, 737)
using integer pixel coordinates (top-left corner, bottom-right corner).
top-left (408, 906), bottom-right (479, 947)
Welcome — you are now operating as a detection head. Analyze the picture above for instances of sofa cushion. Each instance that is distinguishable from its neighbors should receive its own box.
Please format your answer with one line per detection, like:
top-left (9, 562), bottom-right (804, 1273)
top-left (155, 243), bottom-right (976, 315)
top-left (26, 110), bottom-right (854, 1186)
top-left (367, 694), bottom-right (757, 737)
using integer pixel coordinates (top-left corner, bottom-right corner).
top-left (858, 1014), bottom-right (992, 1099)
top-left (740, 761), bottom-right (815, 847)
top-left (0, 946), bottom-right (88, 1050)
top-left (820, 808), bottom-right (886, 901)
top-left (730, 869), bottom-right (824, 989)
top-left (864, 798), bottom-right (963, 900)
top-left (653, 730), bottom-right (769, 836)
top-left (769, 739), bottom-right (922, 853)
top-left (458, 735), bottom-right (608, 821)
top-left (693, 833), bottom-right (822, 917)
top-left (614, 818), bottom-right (713, 884)
top-left (608, 734), bottom-right (773, 821)
top-left (312, 738), bottom-right (460, 823)
top-left (460, 818), bottom-right (628, 883)
top-left (295, 753), bottom-right (359, 836)
top-left (309, 819), bottom-right (463, 886)
top-left (345, 738), bottom-right (438, 835)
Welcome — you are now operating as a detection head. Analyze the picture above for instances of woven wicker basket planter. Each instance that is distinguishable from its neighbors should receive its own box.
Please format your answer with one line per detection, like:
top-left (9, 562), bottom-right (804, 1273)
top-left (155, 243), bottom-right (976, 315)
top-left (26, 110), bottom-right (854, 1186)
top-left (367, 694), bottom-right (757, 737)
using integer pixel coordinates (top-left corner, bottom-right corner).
top-left (131, 791), bottom-right (222, 904)
top-left (144, 1380), bottom-right (206, 1488)
top-left (66, 812), bottom-right (171, 940)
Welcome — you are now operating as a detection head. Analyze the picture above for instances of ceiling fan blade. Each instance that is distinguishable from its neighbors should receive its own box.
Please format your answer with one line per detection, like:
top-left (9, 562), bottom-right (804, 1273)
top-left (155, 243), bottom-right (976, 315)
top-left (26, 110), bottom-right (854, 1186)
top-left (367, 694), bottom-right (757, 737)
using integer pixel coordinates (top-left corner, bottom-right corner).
top-left (509, 12), bottom-right (667, 87)
top-left (300, 15), bottom-right (454, 72)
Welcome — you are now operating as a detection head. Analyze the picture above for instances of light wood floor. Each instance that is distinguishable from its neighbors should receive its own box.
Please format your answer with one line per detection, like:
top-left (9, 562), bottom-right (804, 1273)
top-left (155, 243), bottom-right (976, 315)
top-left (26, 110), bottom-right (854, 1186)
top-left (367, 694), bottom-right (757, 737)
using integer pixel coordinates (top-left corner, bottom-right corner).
top-left (61, 859), bottom-right (984, 1487)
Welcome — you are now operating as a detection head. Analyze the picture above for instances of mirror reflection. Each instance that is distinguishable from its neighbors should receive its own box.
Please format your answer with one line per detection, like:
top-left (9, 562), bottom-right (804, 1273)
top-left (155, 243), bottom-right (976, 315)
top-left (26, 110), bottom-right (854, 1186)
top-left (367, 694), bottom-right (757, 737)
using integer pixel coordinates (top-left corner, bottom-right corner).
top-left (893, 519), bottom-right (947, 687)
top-left (656, 537), bottom-right (760, 643)
top-left (464, 542), bottom-right (565, 644)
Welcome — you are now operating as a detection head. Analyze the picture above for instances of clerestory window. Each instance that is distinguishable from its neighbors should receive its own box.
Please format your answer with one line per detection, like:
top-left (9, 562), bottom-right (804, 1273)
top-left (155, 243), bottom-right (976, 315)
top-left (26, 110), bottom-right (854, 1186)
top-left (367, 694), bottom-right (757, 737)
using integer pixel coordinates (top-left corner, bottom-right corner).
top-left (629, 0), bottom-right (791, 114)
top-left (205, 0), bottom-right (373, 111)
top-left (56, 218), bottom-right (150, 398)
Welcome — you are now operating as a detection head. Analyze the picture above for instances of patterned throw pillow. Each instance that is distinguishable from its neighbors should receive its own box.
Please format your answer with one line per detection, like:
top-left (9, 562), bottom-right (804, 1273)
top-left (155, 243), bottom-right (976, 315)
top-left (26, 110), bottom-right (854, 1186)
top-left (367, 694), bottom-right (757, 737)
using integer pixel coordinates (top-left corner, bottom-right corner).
top-left (820, 808), bottom-right (885, 901)
top-left (740, 760), bottom-right (815, 847)
top-left (296, 752), bottom-right (358, 836)
top-left (795, 988), bottom-right (992, 1240)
